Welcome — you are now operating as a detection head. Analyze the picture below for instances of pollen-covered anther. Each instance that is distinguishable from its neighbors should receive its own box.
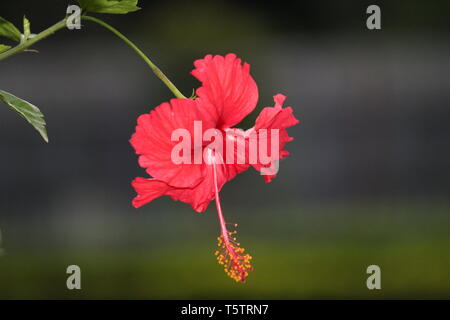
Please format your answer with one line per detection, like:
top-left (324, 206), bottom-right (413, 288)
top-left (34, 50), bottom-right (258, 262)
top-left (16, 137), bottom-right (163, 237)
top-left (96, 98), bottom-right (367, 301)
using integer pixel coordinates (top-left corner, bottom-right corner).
top-left (215, 231), bottom-right (253, 283)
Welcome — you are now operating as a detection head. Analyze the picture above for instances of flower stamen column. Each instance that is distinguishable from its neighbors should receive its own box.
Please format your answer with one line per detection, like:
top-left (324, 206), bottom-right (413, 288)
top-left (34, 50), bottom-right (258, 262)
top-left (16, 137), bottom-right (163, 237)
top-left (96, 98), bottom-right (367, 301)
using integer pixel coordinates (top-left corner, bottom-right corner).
top-left (212, 160), bottom-right (253, 282)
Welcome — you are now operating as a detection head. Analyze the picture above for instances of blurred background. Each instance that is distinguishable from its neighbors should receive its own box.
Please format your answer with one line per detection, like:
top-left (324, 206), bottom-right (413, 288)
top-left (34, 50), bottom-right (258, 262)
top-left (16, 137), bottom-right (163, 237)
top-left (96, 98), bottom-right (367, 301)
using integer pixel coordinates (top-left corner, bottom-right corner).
top-left (0, 0), bottom-right (449, 299)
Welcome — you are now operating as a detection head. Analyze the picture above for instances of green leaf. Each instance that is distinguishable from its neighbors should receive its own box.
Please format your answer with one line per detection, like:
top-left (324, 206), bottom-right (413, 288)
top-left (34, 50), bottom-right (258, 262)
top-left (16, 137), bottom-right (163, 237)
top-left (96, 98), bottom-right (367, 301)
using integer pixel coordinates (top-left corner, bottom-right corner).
top-left (23, 16), bottom-right (30, 41)
top-left (78, 0), bottom-right (141, 14)
top-left (0, 17), bottom-right (22, 42)
top-left (0, 90), bottom-right (48, 142)
top-left (0, 44), bottom-right (11, 53)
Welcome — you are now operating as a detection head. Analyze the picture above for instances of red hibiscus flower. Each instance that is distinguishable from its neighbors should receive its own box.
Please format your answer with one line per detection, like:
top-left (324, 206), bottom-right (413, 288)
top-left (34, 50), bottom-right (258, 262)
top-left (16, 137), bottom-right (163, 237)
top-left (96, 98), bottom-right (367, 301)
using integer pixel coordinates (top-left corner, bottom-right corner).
top-left (130, 53), bottom-right (299, 282)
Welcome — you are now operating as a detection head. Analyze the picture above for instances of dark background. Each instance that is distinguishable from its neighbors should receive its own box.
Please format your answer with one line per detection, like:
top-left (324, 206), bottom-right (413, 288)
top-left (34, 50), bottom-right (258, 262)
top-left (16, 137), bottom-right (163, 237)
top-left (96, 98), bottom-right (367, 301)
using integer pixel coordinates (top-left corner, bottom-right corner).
top-left (0, 0), bottom-right (449, 298)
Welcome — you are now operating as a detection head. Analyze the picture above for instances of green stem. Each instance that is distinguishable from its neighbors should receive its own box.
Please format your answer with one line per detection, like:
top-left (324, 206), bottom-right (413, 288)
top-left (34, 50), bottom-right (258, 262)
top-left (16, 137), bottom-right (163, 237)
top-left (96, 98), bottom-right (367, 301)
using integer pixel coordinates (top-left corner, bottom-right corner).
top-left (0, 15), bottom-right (186, 99)
top-left (82, 15), bottom-right (186, 99)
top-left (0, 19), bottom-right (67, 61)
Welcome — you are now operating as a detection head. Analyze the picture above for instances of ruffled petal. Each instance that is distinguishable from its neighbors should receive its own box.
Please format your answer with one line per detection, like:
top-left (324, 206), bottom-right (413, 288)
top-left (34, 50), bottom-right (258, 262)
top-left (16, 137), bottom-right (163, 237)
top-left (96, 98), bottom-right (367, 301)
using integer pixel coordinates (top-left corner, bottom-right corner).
top-left (132, 158), bottom-right (249, 212)
top-left (130, 98), bottom-right (215, 188)
top-left (251, 94), bottom-right (299, 182)
top-left (131, 177), bottom-right (171, 208)
top-left (192, 53), bottom-right (258, 129)
top-left (170, 158), bottom-right (248, 212)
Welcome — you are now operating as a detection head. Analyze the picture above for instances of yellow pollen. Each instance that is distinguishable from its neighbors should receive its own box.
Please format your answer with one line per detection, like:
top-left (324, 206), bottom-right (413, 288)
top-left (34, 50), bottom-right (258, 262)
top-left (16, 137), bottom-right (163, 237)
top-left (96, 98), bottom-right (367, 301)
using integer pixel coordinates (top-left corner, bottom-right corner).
top-left (215, 232), bottom-right (253, 283)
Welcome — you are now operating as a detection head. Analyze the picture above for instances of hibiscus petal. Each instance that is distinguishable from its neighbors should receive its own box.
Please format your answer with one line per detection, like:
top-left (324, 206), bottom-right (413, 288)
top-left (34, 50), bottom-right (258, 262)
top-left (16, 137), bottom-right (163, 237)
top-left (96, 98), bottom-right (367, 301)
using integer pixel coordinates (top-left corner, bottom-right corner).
top-left (131, 173), bottom-right (218, 212)
top-left (168, 158), bottom-right (247, 212)
top-left (130, 98), bottom-right (215, 188)
top-left (131, 177), bottom-right (171, 208)
top-left (192, 53), bottom-right (258, 129)
top-left (251, 94), bottom-right (299, 182)
top-left (132, 158), bottom-right (248, 212)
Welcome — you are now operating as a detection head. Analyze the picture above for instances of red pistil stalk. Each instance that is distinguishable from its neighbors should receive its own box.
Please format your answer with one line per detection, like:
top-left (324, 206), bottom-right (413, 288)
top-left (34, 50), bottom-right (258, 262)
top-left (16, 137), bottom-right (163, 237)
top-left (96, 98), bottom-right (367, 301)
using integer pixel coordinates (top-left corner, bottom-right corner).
top-left (212, 162), bottom-right (253, 282)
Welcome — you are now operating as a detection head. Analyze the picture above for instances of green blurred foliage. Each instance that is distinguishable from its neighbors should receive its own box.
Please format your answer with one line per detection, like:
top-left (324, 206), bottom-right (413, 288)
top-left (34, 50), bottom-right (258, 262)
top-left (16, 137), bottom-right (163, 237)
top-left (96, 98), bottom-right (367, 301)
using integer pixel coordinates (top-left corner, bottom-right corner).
top-left (0, 203), bottom-right (448, 299)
